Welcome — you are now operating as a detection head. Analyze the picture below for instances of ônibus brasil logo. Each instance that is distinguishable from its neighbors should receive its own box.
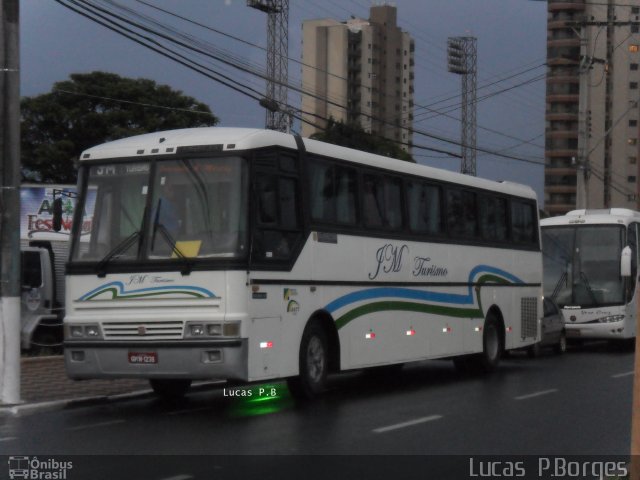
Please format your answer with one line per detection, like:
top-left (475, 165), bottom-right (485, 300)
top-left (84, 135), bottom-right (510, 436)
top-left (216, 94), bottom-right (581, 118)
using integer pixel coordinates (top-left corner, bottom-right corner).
top-left (8, 456), bottom-right (73, 480)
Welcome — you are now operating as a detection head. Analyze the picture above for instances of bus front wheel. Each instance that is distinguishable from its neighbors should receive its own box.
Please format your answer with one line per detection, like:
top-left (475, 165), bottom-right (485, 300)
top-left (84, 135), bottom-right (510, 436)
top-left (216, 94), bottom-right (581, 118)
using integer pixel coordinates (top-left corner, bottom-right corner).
top-left (287, 322), bottom-right (328, 400)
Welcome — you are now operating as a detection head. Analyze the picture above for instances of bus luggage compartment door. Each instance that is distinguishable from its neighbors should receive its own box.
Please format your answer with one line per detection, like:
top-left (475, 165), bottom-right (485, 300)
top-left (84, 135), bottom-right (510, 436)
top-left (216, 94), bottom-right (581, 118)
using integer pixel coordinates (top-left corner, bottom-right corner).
top-left (247, 316), bottom-right (282, 380)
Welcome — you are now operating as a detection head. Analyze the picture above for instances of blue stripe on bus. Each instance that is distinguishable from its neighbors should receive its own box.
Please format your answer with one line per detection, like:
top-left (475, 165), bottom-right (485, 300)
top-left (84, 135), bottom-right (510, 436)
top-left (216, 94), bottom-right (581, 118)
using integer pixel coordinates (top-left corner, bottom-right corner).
top-left (79, 281), bottom-right (216, 301)
top-left (325, 265), bottom-right (524, 314)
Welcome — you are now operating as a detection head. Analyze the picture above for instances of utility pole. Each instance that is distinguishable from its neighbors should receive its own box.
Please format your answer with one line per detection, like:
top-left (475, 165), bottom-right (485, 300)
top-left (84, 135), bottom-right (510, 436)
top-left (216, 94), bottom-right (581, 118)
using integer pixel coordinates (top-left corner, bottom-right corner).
top-left (567, 14), bottom-right (640, 209)
top-left (247, 0), bottom-right (290, 132)
top-left (447, 36), bottom-right (477, 176)
top-left (0, 0), bottom-right (21, 405)
top-left (575, 23), bottom-right (591, 210)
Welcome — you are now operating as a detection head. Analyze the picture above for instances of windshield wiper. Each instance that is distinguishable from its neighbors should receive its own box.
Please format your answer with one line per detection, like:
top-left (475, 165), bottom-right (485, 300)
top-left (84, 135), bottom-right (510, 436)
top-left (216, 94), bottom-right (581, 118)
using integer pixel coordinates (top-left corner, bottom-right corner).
top-left (579, 271), bottom-right (599, 306)
top-left (550, 270), bottom-right (567, 301)
top-left (151, 199), bottom-right (193, 276)
top-left (96, 230), bottom-right (141, 278)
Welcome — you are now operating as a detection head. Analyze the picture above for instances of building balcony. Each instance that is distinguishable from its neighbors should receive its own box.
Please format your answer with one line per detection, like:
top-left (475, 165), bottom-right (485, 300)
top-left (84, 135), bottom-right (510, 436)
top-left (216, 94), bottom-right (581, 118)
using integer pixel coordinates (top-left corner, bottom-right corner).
top-left (547, 94), bottom-right (579, 103)
top-left (545, 203), bottom-right (577, 215)
top-left (545, 166), bottom-right (577, 176)
top-left (547, 57), bottom-right (580, 66)
top-left (547, 129), bottom-right (578, 139)
top-left (547, 112), bottom-right (579, 121)
top-left (547, 38), bottom-right (580, 48)
top-left (545, 149), bottom-right (578, 158)
top-left (547, 75), bottom-right (579, 84)
top-left (546, 184), bottom-right (577, 194)
top-left (548, 2), bottom-right (586, 13)
top-left (548, 20), bottom-right (577, 30)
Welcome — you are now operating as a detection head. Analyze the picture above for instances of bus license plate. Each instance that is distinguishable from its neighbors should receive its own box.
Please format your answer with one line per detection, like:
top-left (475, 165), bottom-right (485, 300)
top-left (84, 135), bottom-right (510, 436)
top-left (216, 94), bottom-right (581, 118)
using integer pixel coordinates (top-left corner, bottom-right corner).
top-left (128, 352), bottom-right (158, 364)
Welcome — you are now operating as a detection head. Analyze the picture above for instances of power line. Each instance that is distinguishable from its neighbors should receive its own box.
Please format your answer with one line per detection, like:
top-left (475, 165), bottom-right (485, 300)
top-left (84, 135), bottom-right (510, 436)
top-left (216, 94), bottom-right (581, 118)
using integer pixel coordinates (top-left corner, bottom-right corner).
top-left (53, 88), bottom-right (217, 118)
top-left (53, 0), bottom-right (545, 166)
top-left (132, 0), bottom-right (546, 148)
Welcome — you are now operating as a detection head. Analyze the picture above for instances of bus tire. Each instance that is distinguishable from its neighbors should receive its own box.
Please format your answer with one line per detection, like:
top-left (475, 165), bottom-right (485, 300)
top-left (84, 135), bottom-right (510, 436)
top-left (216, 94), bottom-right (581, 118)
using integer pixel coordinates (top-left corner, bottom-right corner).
top-left (478, 314), bottom-right (502, 372)
top-left (287, 321), bottom-right (328, 400)
top-left (149, 379), bottom-right (192, 400)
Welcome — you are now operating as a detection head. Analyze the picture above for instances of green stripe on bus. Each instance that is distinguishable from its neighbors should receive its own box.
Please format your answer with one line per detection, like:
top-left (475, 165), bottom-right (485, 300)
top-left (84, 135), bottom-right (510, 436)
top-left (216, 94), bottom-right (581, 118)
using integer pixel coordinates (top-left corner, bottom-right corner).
top-left (335, 301), bottom-right (483, 330)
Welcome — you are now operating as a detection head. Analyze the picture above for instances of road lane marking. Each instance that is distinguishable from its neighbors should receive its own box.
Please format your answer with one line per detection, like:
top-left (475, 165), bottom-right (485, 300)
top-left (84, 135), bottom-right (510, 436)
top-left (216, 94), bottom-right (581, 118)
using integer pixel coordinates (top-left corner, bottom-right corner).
top-left (0, 437), bottom-right (17, 442)
top-left (373, 415), bottom-right (443, 433)
top-left (514, 389), bottom-right (558, 401)
top-left (612, 371), bottom-right (634, 378)
top-left (67, 419), bottom-right (126, 431)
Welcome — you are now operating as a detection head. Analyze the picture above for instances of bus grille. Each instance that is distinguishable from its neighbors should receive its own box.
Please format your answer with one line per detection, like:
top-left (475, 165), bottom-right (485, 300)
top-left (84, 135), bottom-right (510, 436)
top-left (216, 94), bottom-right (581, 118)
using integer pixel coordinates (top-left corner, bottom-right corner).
top-left (102, 321), bottom-right (184, 340)
top-left (520, 298), bottom-right (538, 339)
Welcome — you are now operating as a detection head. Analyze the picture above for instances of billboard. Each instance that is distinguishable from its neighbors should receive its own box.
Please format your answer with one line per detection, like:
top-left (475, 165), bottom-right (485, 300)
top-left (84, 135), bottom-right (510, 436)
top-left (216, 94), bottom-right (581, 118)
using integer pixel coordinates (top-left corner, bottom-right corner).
top-left (20, 185), bottom-right (95, 242)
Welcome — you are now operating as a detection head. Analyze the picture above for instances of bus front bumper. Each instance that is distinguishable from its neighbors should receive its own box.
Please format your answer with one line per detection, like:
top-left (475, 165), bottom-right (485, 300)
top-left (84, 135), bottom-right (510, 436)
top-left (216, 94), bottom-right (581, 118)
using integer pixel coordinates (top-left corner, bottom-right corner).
top-left (565, 320), bottom-right (632, 340)
top-left (64, 339), bottom-right (248, 381)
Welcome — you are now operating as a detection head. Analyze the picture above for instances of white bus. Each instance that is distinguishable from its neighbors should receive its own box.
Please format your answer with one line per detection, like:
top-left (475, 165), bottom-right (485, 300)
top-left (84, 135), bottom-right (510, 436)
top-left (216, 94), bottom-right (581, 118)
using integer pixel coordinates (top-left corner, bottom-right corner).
top-left (541, 209), bottom-right (639, 343)
top-left (62, 127), bottom-right (542, 399)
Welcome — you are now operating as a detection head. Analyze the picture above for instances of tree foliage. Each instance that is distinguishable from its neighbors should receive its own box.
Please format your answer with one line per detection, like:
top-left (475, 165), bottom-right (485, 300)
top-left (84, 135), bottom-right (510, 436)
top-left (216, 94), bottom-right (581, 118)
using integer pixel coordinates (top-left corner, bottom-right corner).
top-left (21, 71), bottom-right (218, 183)
top-left (310, 118), bottom-right (414, 163)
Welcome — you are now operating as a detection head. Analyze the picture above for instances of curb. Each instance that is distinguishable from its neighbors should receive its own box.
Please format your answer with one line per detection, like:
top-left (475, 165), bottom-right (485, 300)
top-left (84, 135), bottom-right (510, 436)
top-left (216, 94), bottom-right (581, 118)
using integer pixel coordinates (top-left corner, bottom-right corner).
top-left (0, 380), bottom-right (225, 416)
top-left (0, 388), bottom-right (154, 416)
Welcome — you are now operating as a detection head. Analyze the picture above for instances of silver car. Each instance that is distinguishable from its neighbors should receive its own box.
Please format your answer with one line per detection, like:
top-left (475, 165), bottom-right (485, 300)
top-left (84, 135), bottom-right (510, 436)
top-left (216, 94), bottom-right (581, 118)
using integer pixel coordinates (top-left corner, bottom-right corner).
top-left (528, 298), bottom-right (567, 357)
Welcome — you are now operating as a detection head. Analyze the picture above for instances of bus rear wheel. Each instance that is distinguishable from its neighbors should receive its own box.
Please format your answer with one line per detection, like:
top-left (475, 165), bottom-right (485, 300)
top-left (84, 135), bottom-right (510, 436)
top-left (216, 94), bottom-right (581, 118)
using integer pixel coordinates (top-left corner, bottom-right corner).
top-left (287, 322), bottom-right (328, 400)
top-left (475, 314), bottom-right (503, 373)
top-left (149, 379), bottom-right (192, 400)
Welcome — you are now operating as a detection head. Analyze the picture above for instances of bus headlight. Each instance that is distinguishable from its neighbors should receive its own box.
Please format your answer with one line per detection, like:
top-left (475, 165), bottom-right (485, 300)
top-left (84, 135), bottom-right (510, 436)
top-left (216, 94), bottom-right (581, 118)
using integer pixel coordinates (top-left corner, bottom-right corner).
top-left (185, 321), bottom-right (240, 338)
top-left (188, 324), bottom-right (206, 336)
top-left (66, 323), bottom-right (103, 340)
top-left (207, 324), bottom-right (222, 336)
top-left (598, 315), bottom-right (625, 323)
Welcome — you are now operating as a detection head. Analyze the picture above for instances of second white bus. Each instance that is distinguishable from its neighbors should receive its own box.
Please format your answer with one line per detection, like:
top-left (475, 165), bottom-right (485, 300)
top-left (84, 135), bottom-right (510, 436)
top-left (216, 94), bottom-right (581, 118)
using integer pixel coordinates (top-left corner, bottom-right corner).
top-left (62, 127), bottom-right (542, 399)
top-left (541, 209), bottom-right (639, 343)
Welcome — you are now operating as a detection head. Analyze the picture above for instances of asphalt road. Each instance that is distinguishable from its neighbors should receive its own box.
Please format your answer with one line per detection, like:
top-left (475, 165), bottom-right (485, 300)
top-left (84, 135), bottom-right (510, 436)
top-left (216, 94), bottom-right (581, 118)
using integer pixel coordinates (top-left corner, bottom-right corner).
top-left (0, 341), bottom-right (634, 479)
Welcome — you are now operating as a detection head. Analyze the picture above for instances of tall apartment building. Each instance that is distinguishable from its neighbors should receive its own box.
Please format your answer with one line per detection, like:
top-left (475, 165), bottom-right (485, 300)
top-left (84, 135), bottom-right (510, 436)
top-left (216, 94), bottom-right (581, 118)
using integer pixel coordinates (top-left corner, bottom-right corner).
top-left (545, 0), bottom-right (640, 215)
top-left (301, 5), bottom-right (414, 152)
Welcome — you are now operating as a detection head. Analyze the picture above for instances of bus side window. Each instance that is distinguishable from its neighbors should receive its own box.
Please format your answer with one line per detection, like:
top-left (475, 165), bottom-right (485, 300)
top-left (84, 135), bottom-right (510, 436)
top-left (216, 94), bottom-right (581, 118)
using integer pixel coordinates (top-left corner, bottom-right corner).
top-left (446, 189), bottom-right (477, 238)
top-left (511, 200), bottom-right (537, 246)
top-left (363, 175), bottom-right (384, 228)
top-left (479, 195), bottom-right (508, 242)
top-left (254, 173), bottom-right (301, 262)
top-left (407, 181), bottom-right (441, 235)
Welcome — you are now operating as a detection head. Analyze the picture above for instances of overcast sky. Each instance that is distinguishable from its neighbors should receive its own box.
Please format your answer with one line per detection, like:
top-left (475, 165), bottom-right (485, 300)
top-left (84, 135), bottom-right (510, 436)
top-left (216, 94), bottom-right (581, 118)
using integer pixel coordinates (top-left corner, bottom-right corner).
top-left (21, 0), bottom-right (547, 201)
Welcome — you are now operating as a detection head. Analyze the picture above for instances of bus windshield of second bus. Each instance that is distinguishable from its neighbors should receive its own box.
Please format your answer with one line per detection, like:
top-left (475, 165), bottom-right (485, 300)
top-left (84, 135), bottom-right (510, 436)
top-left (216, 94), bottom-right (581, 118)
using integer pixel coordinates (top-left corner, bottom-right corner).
top-left (542, 224), bottom-right (626, 308)
top-left (541, 209), bottom-right (639, 342)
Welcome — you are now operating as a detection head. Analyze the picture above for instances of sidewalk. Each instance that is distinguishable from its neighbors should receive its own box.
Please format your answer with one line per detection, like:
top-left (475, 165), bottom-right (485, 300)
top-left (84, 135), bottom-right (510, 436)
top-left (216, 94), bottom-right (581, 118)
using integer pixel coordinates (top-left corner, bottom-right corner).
top-left (18, 355), bottom-right (149, 404)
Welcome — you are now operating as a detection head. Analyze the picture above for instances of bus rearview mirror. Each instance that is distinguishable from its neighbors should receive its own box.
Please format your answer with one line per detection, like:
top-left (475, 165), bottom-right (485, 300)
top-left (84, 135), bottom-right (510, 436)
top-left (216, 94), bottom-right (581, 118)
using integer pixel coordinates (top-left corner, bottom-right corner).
top-left (621, 245), bottom-right (632, 277)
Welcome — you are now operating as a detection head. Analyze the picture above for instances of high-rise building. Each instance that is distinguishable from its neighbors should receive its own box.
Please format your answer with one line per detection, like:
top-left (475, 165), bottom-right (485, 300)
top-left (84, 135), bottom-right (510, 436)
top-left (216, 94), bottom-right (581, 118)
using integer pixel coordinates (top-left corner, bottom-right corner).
top-left (301, 5), bottom-right (414, 152)
top-left (545, 0), bottom-right (640, 215)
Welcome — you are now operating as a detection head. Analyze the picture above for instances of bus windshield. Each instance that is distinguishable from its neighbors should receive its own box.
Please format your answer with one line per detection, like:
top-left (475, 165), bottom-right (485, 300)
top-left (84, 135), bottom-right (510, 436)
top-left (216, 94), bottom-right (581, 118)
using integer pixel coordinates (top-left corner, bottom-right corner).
top-left (542, 225), bottom-right (625, 308)
top-left (71, 156), bottom-right (248, 263)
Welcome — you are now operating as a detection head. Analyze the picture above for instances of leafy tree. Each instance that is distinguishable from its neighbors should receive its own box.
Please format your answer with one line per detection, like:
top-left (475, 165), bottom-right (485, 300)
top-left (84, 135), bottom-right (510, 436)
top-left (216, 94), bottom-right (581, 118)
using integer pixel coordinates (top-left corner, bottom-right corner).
top-left (21, 71), bottom-right (218, 183)
top-left (311, 118), bottom-right (415, 163)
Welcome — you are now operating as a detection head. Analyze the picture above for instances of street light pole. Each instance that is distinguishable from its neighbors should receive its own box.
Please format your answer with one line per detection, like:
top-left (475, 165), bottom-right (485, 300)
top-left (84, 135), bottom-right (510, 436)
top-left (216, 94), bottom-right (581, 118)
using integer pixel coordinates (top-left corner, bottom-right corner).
top-left (0, 0), bottom-right (22, 405)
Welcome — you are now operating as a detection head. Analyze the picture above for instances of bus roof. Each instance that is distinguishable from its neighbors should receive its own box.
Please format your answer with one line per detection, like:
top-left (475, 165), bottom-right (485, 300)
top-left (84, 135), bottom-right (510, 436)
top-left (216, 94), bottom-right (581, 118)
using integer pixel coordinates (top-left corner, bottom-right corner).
top-left (541, 208), bottom-right (640, 227)
top-left (80, 127), bottom-right (537, 200)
